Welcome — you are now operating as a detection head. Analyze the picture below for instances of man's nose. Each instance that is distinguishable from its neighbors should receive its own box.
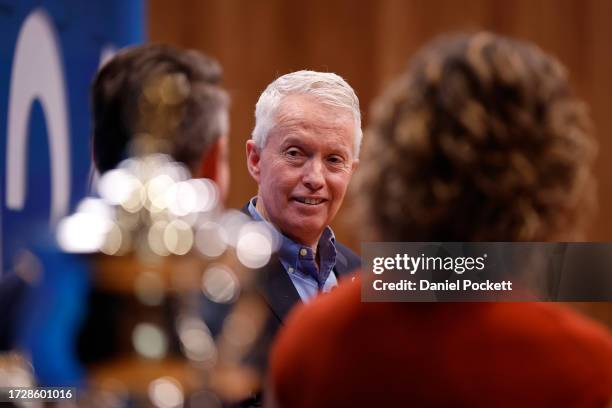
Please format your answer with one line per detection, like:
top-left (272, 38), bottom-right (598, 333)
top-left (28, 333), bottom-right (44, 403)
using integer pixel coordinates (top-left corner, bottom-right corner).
top-left (302, 158), bottom-right (325, 191)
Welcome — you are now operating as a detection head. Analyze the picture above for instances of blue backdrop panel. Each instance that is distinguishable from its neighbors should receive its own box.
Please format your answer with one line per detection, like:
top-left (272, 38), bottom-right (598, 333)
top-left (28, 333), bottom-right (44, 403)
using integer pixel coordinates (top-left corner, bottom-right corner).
top-left (0, 0), bottom-right (145, 274)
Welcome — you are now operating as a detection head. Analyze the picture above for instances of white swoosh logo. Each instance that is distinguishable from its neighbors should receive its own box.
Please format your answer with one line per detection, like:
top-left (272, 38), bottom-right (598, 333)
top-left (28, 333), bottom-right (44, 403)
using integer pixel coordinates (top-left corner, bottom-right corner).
top-left (6, 8), bottom-right (70, 225)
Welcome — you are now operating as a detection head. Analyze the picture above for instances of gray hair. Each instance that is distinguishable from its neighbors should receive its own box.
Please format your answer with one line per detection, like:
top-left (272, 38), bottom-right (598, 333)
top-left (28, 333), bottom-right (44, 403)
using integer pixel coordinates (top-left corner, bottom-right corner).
top-left (252, 70), bottom-right (362, 157)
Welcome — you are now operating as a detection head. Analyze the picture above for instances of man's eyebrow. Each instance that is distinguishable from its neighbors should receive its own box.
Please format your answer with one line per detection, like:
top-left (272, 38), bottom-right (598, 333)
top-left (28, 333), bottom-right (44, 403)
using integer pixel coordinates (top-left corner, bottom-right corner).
top-left (279, 135), bottom-right (306, 147)
top-left (327, 140), bottom-right (352, 156)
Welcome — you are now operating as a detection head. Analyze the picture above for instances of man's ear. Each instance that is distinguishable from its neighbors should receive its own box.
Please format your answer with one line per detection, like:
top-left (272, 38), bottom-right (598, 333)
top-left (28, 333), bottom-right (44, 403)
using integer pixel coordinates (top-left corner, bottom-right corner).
top-left (196, 137), bottom-right (222, 181)
top-left (246, 139), bottom-right (261, 183)
top-left (351, 159), bottom-right (359, 174)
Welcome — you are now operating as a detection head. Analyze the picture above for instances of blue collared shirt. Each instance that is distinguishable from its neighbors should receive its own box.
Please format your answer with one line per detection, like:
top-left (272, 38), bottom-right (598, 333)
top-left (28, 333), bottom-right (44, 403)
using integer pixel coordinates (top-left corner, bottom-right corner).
top-left (248, 198), bottom-right (338, 302)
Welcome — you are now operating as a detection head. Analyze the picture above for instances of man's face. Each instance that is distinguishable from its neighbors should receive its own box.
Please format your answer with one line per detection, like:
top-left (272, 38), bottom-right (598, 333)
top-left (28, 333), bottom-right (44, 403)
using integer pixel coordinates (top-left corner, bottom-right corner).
top-left (247, 94), bottom-right (357, 247)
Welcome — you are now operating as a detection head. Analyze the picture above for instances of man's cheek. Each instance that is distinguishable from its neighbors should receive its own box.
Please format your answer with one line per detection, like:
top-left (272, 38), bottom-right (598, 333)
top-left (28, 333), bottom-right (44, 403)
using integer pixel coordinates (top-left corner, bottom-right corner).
top-left (330, 180), bottom-right (350, 202)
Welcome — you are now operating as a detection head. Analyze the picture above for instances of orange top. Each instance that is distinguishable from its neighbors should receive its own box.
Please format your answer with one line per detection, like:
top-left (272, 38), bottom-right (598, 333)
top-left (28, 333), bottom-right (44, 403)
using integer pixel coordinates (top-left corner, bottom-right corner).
top-left (271, 274), bottom-right (612, 408)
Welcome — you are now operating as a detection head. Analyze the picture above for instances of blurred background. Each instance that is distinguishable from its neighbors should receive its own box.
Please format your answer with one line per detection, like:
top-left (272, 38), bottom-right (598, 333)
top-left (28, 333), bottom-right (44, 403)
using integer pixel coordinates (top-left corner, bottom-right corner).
top-left (149, 0), bottom-right (612, 251)
top-left (1, 0), bottom-right (612, 402)
top-left (3, 0), bottom-right (612, 264)
top-left (150, 0), bottom-right (612, 329)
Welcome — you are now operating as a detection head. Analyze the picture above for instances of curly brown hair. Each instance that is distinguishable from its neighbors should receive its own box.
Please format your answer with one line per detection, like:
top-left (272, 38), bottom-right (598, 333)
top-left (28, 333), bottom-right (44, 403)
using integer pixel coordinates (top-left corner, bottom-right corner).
top-left (357, 33), bottom-right (597, 241)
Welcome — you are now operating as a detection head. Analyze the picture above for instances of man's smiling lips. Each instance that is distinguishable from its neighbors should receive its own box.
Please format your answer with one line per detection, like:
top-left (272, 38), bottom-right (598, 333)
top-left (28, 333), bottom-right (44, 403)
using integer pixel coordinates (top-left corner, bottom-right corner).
top-left (291, 197), bottom-right (328, 205)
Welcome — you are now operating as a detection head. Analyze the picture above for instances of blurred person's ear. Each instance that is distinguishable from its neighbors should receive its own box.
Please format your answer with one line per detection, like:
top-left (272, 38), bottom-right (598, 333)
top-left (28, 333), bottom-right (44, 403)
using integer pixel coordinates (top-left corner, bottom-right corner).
top-left (246, 139), bottom-right (261, 183)
top-left (196, 134), bottom-right (230, 202)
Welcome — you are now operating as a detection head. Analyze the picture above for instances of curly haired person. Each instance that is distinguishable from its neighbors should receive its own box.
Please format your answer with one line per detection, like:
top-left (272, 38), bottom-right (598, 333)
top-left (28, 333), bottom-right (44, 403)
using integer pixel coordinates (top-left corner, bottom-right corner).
top-left (269, 33), bottom-right (612, 408)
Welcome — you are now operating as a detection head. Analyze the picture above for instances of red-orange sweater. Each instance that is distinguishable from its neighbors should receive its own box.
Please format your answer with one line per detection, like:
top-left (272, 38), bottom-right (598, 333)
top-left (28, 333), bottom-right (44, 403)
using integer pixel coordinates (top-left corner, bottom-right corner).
top-left (271, 275), bottom-right (612, 408)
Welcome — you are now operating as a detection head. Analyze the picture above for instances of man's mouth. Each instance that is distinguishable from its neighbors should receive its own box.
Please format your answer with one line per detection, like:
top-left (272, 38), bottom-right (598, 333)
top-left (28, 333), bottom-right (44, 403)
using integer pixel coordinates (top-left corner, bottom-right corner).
top-left (293, 197), bottom-right (326, 205)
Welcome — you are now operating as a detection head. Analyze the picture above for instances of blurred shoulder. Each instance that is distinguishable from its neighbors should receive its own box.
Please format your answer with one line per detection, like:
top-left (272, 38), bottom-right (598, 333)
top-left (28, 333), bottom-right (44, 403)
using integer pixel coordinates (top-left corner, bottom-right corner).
top-left (491, 301), bottom-right (612, 351)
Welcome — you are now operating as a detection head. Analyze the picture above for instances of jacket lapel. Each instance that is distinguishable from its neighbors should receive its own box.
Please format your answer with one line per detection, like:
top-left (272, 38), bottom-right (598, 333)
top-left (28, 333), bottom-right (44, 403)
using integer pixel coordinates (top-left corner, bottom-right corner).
top-left (335, 247), bottom-right (349, 275)
top-left (241, 203), bottom-right (302, 323)
top-left (254, 254), bottom-right (302, 323)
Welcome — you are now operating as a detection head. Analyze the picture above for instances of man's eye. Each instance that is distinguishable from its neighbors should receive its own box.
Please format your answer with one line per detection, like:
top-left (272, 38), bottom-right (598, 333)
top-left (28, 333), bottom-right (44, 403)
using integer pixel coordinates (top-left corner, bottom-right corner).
top-left (286, 149), bottom-right (302, 157)
top-left (327, 155), bottom-right (344, 164)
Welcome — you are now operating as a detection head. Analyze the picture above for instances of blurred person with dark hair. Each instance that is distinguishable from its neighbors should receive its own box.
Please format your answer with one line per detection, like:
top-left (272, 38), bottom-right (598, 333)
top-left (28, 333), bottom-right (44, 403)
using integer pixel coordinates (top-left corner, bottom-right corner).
top-left (0, 44), bottom-right (230, 351)
top-left (269, 33), bottom-right (612, 407)
top-left (92, 43), bottom-right (230, 195)
top-left (79, 42), bottom-right (233, 348)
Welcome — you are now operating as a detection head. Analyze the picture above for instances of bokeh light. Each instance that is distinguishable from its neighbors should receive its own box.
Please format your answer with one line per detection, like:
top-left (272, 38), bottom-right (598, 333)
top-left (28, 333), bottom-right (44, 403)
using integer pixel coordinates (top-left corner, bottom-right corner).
top-left (146, 174), bottom-right (175, 212)
top-left (100, 223), bottom-right (124, 255)
top-left (236, 222), bottom-right (273, 268)
top-left (194, 221), bottom-right (228, 258)
top-left (148, 377), bottom-right (184, 408)
top-left (166, 181), bottom-right (197, 216)
top-left (132, 323), bottom-right (168, 360)
top-left (57, 211), bottom-right (113, 253)
top-left (148, 221), bottom-right (170, 256)
top-left (190, 178), bottom-right (218, 213)
top-left (201, 264), bottom-right (240, 304)
top-left (177, 317), bottom-right (217, 365)
top-left (98, 168), bottom-right (145, 212)
top-left (163, 219), bottom-right (193, 255)
top-left (218, 210), bottom-right (251, 247)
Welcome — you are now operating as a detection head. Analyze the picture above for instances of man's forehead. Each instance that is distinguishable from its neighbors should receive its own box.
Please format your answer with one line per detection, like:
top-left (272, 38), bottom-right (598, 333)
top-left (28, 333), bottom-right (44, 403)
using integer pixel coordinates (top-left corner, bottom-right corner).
top-left (276, 93), bottom-right (354, 124)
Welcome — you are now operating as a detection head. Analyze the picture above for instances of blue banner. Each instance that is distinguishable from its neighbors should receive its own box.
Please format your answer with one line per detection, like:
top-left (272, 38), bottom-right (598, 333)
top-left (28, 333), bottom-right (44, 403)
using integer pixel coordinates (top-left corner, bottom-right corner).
top-left (0, 0), bottom-right (145, 274)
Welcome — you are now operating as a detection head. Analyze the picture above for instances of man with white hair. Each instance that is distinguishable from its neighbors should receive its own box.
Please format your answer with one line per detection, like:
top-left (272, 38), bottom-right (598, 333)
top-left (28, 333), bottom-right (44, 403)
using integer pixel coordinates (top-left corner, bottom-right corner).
top-left (242, 70), bottom-right (361, 381)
